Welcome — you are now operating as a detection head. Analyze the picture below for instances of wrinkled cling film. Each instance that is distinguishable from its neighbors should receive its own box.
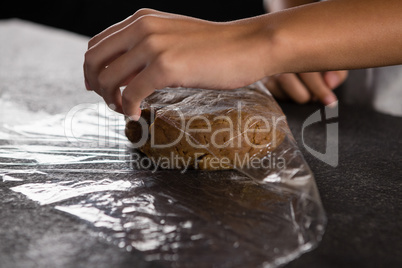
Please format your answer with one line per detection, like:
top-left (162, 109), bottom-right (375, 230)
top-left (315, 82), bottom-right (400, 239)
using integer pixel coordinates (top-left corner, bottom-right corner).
top-left (0, 84), bottom-right (326, 268)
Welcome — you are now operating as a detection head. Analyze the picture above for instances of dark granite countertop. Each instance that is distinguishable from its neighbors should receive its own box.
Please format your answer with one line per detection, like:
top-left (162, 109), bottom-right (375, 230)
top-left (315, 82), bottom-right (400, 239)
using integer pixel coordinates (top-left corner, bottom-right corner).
top-left (0, 19), bottom-right (401, 268)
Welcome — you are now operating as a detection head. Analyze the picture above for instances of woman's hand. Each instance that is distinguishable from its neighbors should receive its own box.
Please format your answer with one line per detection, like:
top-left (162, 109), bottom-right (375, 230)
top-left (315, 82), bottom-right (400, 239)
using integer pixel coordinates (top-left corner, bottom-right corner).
top-left (83, 8), bottom-right (273, 120)
top-left (263, 70), bottom-right (348, 106)
top-left (85, 0), bottom-right (402, 116)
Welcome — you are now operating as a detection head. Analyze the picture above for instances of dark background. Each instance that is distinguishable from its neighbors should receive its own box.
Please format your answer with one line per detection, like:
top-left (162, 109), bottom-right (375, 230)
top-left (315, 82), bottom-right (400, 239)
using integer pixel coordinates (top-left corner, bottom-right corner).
top-left (1, 0), bottom-right (265, 37)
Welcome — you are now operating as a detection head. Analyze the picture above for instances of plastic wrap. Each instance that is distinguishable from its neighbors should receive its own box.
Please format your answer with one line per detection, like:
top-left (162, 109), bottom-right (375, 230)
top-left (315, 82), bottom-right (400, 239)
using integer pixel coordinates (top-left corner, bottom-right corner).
top-left (0, 83), bottom-right (326, 267)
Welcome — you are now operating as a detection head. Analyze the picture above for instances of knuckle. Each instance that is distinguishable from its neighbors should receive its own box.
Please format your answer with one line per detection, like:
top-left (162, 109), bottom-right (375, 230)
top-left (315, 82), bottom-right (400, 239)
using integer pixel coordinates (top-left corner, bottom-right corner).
top-left (88, 35), bottom-right (99, 49)
top-left (84, 50), bottom-right (91, 63)
top-left (122, 91), bottom-right (134, 106)
top-left (135, 15), bottom-right (162, 35)
top-left (154, 52), bottom-right (176, 81)
top-left (295, 93), bottom-right (311, 104)
top-left (133, 8), bottom-right (156, 18)
top-left (275, 73), bottom-right (290, 84)
top-left (84, 49), bottom-right (96, 67)
top-left (142, 33), bottom-right (163, 53)
top-left (87, 40), bottom-right (94, 50)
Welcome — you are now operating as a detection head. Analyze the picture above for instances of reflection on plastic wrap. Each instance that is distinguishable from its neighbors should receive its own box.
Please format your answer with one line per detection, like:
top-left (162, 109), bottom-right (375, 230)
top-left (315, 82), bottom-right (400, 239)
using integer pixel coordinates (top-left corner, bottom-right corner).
top-left (0, 92), bottom-right (326, 267)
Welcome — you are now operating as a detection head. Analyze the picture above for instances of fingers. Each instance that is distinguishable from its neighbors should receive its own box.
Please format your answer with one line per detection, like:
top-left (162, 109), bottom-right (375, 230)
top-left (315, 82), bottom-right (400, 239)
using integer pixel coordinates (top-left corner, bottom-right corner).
top-left (84, 10), bottom-right (198, 117)
top-left (266, 71), bottom-right (348, 106)
top-left (323, 70), bottom-right (348, 89)
top-left (84, 16), bottom-right (156, 91)
top-left (84, 30), bottom-right (135, 92)
top-left (88, 15), bottom-right (137, 50)
top-left (88, 8), bottom-right (191, 50)
top-left (88, 8), bottom-right (169, 49)
top-left (275, 73), bottom-right (311, 104)
top-left (121, 65), bottom-right (161, 119)
top-left (96, 42), bottom-right (154, 112)
top-left (101, 87), bottom-right (124, 114)
top-left (122, 49), bottom-right (182, 119)
top-left (298, 72), bottom-right (337, 106)
top-left (84, 9), bottom-right (189, 118)
top-left (262, 76), bottom-right (288, 100)
top-left (84, 13), bottom-right (174, 110)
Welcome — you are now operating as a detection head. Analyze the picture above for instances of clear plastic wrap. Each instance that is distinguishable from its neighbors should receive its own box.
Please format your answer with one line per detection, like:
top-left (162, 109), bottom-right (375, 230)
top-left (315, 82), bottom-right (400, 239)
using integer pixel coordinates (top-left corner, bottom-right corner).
top-left (0, 83), bottom-right (326, 267)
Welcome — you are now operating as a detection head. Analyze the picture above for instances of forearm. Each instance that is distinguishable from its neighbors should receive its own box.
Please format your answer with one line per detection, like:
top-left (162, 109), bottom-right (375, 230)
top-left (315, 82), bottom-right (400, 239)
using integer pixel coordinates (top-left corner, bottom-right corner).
top-left (264, 0), bottom-right (317, 13)
top-left (263, 0), bottom-right (402, 75)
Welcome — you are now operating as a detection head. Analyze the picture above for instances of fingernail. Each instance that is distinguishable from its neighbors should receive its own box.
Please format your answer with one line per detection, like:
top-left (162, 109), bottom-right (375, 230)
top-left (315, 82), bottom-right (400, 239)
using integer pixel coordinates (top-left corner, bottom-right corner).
top-left (85, 79), bottom-right (91, 91)
top-left (108, 103), bottom-right (116, 111)
top-left (325, 72), bottom-right (340, 89)
top-left (327, 100), bottom-right (338, 109)
top-left (322, 94), bottom-right (338, 108)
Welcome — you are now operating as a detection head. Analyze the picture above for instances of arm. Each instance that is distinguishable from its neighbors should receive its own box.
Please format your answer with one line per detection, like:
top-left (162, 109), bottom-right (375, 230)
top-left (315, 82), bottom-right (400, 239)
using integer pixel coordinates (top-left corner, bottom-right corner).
top-left (263, 0), bottom-right (347, 105)
top-left (267, 0), bottom-right (402, 73)
top-left (84, 0), bottom-right (402, 119)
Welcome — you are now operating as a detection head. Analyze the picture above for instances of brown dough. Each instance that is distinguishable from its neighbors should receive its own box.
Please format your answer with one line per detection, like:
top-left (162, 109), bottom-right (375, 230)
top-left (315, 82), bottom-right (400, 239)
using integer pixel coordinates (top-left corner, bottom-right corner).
top-left (125, 87), bottom-right (287, 170)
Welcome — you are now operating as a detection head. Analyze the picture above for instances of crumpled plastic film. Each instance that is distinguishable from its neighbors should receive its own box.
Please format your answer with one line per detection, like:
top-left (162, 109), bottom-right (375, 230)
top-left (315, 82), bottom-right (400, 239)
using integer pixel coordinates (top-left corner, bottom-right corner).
top-left (127, 83), bottom-right (295, 176)
top-left (0, 83), bottom-right (326, 267)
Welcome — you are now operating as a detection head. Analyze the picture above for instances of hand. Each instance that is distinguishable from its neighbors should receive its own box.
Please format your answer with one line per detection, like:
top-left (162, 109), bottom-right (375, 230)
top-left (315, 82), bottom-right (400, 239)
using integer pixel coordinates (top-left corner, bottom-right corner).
top-left (263, 71), bottom-right (348, 106)
top-left (83, 9), bottom-right (273, 120)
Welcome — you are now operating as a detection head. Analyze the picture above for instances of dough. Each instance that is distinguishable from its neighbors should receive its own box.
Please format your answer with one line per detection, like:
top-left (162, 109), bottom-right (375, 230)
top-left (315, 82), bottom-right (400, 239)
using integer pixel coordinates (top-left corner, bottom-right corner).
top-left (125, 87), bottom-right (287, 170)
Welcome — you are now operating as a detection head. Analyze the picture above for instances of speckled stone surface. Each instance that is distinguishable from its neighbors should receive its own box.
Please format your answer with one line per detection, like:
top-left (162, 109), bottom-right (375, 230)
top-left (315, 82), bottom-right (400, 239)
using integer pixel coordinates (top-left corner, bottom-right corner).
top-left (281, 102), bottom-right (402, 268)
top-left (0, 20), bottom-right (401, 268)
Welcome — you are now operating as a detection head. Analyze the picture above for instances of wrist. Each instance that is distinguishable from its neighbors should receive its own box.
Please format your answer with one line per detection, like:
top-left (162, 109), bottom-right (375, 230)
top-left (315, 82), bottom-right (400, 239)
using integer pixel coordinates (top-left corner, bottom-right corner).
top-left (247, 15), bottom-right (289, 77)
top-left (258, 4), bottom-right (327, 76)
top-left (226, 13), bottom-right (298, 80)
